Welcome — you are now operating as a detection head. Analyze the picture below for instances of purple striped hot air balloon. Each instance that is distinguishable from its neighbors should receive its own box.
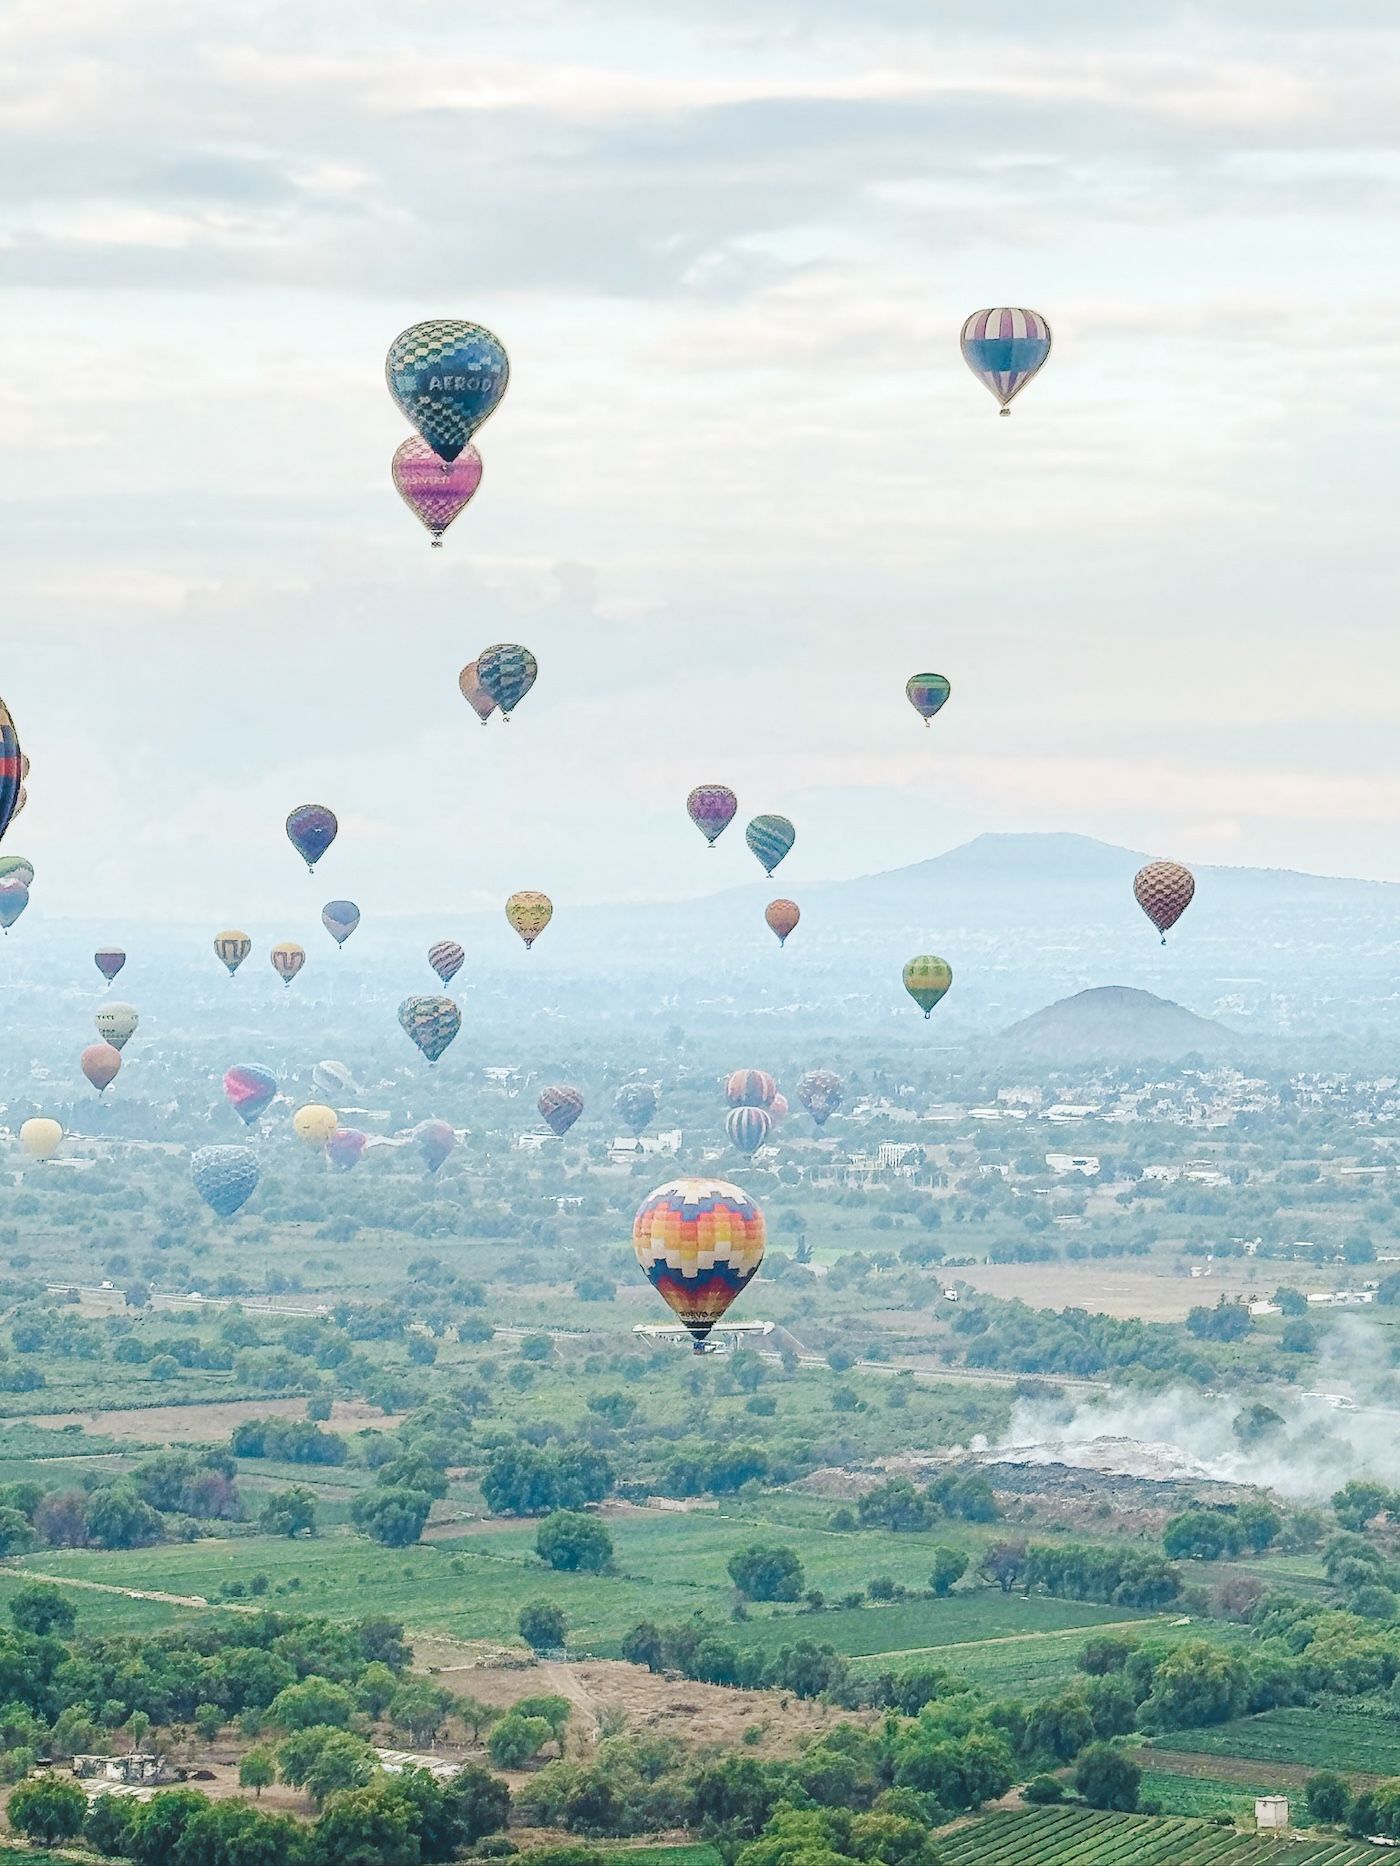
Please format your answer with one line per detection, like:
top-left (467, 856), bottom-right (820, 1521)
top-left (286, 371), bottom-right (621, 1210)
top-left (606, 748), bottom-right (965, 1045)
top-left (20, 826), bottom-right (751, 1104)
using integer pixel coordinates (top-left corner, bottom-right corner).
top-left (960, 308), bottom-right (1052, 414)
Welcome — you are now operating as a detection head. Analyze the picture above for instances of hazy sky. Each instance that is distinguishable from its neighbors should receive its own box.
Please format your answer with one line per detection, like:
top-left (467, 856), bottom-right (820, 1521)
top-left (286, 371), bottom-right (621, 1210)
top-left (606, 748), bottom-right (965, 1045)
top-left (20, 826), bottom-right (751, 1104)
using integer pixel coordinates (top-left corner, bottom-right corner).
top-left (6, 1), bottom-right (1400, 927)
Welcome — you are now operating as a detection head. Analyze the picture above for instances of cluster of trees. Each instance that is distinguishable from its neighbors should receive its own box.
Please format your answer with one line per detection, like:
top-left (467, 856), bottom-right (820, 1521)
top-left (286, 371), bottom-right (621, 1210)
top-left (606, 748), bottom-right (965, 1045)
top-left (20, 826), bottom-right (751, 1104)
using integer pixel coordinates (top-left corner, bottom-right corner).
top-left (0, 1449), bottom-right (245, 1556)
top-left (1162, 1500), bottom-right (1284, 1562)
top-left (480, 1441), bottom-right (615, 1516)
top-left (944, 1295), bottom-right (1248, 1386)
top-left (855, 1472), bottom-right (998, 1532)
top-left (1307, 1769), bottom-right (1400, 1839)
top-left (971, 1540), bottom-right (1182, 1610)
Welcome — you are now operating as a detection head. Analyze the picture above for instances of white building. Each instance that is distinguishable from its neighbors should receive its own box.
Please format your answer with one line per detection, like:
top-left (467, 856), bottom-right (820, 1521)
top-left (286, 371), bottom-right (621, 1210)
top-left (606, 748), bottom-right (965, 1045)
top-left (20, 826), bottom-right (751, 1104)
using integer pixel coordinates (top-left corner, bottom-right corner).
top-left (1045, 1153), bottom-right (1100, 1177)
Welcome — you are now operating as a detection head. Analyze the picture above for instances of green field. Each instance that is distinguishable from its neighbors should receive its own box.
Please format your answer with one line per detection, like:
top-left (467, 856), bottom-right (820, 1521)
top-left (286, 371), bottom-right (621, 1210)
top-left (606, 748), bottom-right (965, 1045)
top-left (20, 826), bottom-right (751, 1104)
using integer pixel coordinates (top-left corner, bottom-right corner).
top-left (937, 1809), bottom-right (1376, 1866)
top-left (1150, 1708), bottom-right (1400, 1778)
top-left (1137, 1770), bottom-right (1291, 1821)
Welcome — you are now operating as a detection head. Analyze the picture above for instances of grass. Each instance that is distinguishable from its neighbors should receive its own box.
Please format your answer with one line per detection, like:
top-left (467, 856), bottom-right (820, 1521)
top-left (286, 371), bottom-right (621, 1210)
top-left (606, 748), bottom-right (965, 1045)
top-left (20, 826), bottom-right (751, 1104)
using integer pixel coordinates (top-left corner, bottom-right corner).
top-left (0, 1566), bottom-right (195, 1634)
top-left (601, 1849), bottom-right (722, 1866)
top-left (728, 1595), bottom-right (1154, 1663)
top-left (1149, 1708), bottom-right (1400, 1777)
top-left (1137, 1769), bottom-right (1288, 1820)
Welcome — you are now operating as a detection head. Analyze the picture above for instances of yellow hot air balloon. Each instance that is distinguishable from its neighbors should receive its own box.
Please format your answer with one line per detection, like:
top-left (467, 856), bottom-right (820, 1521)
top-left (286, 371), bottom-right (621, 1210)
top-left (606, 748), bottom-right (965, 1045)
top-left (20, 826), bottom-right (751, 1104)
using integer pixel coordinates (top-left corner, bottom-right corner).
top-left (271, 942), bottom-right (306, 987)
top-left (506, 890), bottom-right (553, 950)
top-left (19, 1118), bottom-right (62, 1162)
top-left (903, 954), bottom-right (953, 1019)
top-left (293, 1103), bottom-right (338, 1146)
top-left (215, 931), bottom-right (252, 976)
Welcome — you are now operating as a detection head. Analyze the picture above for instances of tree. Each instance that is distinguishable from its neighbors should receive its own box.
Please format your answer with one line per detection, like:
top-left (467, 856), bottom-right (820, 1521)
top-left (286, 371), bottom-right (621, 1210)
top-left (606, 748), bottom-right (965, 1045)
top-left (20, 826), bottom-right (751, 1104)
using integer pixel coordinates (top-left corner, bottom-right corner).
top-left (125, 1709), bottom-right (152, 1752)
top-left (1235, 1500), bottom-right (1283, 1553)
top-left (7, 1774), bottom-right (87, 1844)
top-left (858, 1478), bottom-right (933, 1533)
top-left (455, 1695), bottom-right (501, 1743)
top-left (268, 1676), bottom-right (356, 1729)
top-left (1307, 1772), bottom-right (1352, 1825)
top-left (303, 1730), bottom-right (378, 1806)
top-left (1333, 1480), bottom-right (1394, 1532)
top-left (260, 1487), bottom-right (318, 1538)
top-left (351, 1486), bottom-right (432, 1548)
top-left (519, 1600), bottom-right (567, 1653)
top-left (979, 1540), bottom-right (1027, 1593)
top-left (489, 1712), bottom-right (551, 1769)
top-left (1073, 1743), bottom-right (1140, 1811)
top-left (929, 1548), bottom-right (968, 1597)
top-left (1023, 1774), bottom-right (1065, 1805)
top-left (126, 1787), bottom-right (209, 1866)
top-left (1023, 1692), bottom-right (1095, 1763)
top-left (34, 1489), bottom-right (88, 1547)
top-left (440, 1763), bottom-right (512, 1850)
top-left (86, 1485), bottom-right (164, 1549)
top-left (9, 1581), bottom-right (76, 1636)
top-left (1163, 1510), bottom-right (1238, 1561)
top-left (309, 1778), bottom-right (419, 1866)
top-left (389, 1680), bottom-right (455, 1747)
top-left (85, 1791), bottom-right (139, 1857)
top-left (1186, 1301), bottom-right (1250, 1343)
top-left (728, 1544), bottom-right (804, 1602)
top-left (172, 1799), bottom-right (303, 1866)
top-left (536, 1510), bottom-right (614, 1573)
top-left (358, 1661), bottom-right (399, 1719)
top-left (1143, 1641), bottom-right (1248, 1730)
top-left (240, 1747), bottom-right (276, 1796)
top-left (514, 1694), bottom-right (572, 1754)
top-left (194, 1700), bottom-right (223, 1741)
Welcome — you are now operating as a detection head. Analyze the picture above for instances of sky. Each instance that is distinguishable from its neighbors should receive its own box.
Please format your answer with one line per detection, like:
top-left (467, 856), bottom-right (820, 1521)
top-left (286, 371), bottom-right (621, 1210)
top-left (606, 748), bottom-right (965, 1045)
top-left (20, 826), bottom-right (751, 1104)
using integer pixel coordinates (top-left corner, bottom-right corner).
top-left (6, 0), bottom-right (1400, 927)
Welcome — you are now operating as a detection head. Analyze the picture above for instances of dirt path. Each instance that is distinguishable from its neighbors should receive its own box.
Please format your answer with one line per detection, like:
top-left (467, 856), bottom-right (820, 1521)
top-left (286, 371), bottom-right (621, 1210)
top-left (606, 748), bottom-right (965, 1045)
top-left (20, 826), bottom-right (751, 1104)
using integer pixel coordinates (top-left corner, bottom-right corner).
top-left (15, 1568), bottom-right (236, 1610)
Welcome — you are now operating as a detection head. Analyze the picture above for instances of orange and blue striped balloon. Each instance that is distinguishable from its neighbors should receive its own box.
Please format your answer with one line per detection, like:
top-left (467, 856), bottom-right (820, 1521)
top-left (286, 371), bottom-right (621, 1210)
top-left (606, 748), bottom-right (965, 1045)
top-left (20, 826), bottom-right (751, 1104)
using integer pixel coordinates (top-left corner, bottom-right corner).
top-left (632, 1176), bottom-right (766, 1350)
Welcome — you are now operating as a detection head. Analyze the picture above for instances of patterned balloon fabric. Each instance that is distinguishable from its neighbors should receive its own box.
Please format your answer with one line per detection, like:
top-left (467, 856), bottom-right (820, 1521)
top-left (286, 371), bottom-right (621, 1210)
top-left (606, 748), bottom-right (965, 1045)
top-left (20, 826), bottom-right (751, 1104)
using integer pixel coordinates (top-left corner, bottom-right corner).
top-left (796, 1067), bottom-right (844, 1127)
top-left (398, 994), bottom-right (462, 1063)
top-left (476, 644), bottom-right (538, 718)
top-left (0, 697), bottom-right (22, 849)
top-left (458, 662), bottom-right (496, 724)
top-left (214, 931), bottom-right (251, 975)
top-left (725, 1069), bottom-right (776, 1109)
top-left (385, 319), bottom-right (510, 463)
top-left (632, 1176), bottom-right (766, 1348)
top-left (959, 307), bottom-right (1052, 413)
top-left (392, 435), bottom-right (483, 544)
top-left (903, 954), bottom-right (953, 1018)
top-left (271, 942), bottom-right (305, 986)
top-left (686, 784), bottom-right (738, 846)
top-left (95, 1003), bottom-right (138, 1051)
top-left (725, 1106), bottom-right (772, 1155)
top-left (765, 899), bottom-right (800, 946)
top-left (428, 940), bottom-right (465, 985)
top-left (191, 1145), bottom-right (260, 1219)
top-left (505, 890), bottom-right (552, 949)
top-left (745, 814), bottom-right (795, 876)
top-left (224, 1064), bottom-right (277, 1125)
top-left (538, 1083), bottom-right (585, 1137)
top-left (1134, 860), bottom-right (1196, 943)
top-left (906, 673), bottom-right (952, 725)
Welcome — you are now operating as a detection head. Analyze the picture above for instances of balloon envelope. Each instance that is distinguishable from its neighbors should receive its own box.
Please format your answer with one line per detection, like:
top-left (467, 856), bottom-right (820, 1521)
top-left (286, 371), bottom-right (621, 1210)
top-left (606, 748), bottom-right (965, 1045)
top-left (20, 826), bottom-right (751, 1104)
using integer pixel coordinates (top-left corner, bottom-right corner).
top-left (429, 940), bottom-right (464, 985)
top-left (293, 1103), bottom-right (339, 1146)
top-left (326, 1127), bottom-right (367, 1170)
top-left (215, 931), bottom-right (251, 976)
top-left (746, 815), bottom-right (795, 876)
top-left (796, 1068), bottom-right (843, 1127)
top-left (191, 1145), bottom-right (259, 1219)
top-left (687, 784), bottom-right (738, 847)
top-left (904, 954), bottom-right (953, 1018)
top-left (458, 662), bottom-right (496, 724)
top-left (633, 1176), bottom-right (766, 1349)
top-left (0, 857), bottom-right (33, 887)
top-left (94, 947), bottom-right (126, 983)
top-left (19, 1118), bottom-right (61, 1161)
top-left (322, 900), bottom-right (360, 946)
top-left (311, 1060), bottom-right (358, 1100)
top-left (224, 1064), bottom-right (277, 1125)
top-left (0, 880), bottom-right (28, 930)
top-left (392, 434), bottom-right (483, 543)
top-left (476, 643), bottom-right (538, 718)
top-left (415, 1119), bottom-right (457, 1173)
top-left (1134, 860), bottom-right (1195, 942)
top-left (615, 1081), bottom-right (658, 1135)
top-left (726, 1069), bottom-right (776, 1109)
top-left (385, 319), bottom-right (510, 463)
top-left (506, 891), bottom-right (552, 949)
top-left (765, 899), bottom-right (800, 946)
top-left (0, 697), bottom-right (22, 849)
top-left (906, 673), bottom-right (951, 725)
top-left (539, 1083), bottom-right (584, 1137)
top-left (726, 1106), bottom-right (772, 1155)
top-left (960, 307), bottom-right (1052, 412)
top-left (398, 994), bottom-right (461, 1063)
top-left (81, 1042), bottom-right (121, 1094)
top-left (271, 942), bottom-right (305, 986)
top-left (95, 1003), bottom-right (138, 1051)
top-left (286, 804), bottom-right (337, 872)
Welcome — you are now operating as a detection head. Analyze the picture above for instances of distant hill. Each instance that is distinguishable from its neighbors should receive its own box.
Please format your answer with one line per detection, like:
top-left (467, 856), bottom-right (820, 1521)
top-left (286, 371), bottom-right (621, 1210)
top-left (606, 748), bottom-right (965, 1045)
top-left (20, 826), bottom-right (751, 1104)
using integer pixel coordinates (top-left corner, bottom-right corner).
top-left (994, 986), bottom-right (1237, 1061)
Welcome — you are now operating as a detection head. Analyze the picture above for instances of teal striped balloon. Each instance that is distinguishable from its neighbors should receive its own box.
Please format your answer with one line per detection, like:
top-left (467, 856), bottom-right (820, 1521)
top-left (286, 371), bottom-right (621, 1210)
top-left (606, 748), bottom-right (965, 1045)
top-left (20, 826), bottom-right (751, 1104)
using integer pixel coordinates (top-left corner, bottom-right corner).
top-left (746, 814), bottom-right (795, 876)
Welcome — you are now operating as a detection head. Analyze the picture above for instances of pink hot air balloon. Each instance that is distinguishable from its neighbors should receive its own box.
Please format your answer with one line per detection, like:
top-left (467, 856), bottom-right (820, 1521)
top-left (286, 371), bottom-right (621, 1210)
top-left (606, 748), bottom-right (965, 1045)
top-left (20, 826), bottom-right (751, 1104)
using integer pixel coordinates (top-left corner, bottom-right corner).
top-left (415, 1119), bottom-right (456, 1173)
top-left (687, 784), bottom-right (738, 848)
top-left (326, 1127), bottom-right (368, 1170)
top-left (81, 1043), bottom-right (122, 1095)
top-left (224, 1065), bottom-right (277, 1126)
top-left (393, 435), bottom-right (483, 546)
top-left (769, 1092), bottom-right (789, 1121)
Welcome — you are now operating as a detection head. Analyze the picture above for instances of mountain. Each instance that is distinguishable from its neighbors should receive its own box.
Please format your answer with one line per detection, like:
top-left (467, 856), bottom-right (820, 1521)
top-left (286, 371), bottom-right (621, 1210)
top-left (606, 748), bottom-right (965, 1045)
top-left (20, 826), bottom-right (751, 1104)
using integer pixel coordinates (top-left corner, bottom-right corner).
top-left (994, 986), bottom-right (1237, 1062)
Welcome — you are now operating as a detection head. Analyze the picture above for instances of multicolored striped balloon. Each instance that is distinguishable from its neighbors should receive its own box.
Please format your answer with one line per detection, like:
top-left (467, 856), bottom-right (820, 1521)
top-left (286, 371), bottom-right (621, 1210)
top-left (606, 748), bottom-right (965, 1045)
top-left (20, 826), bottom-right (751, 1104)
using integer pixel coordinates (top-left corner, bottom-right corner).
top-left (224, 1064), bottom-right (277, 1125)
top-left (476, 643), bottom-right (538, 719)
top-left (0, 857), bottom-right (33, 888)
top-left (687, 784), bottom-right (738, 847)
top-left (214, 931), bottom-right (251, 976)
top-left (725, 1106), bottom-right (772, 1156)
top-left (746, 814), bottom-right (795, 876)
top-left (903, 954), bottom-right (953, 1019)
top-left (632, 1176), bottom-right (766, 1349)
top-left (392, 435), bottom-right (483, 545)
top-left (385, 319), bottom-right (510, 463)
top-left (960, 307), bottom-right (1052, 414)
top-left (322, 900), bottom-right (360, 947)
top-left (1134, 860), bottom-right (1195, 944)
top-left (765, 899), bottom-right (800, 946)
top-left (429, 940), bottom-right (464, 985)
top-left (399, 994), bottom-right (461, 1063)
top-left (906, 673), bottom-right (951, 725)
top-left (726, 1069), bottom-right (776, 1109)
top-left (0, 698), bottom-right (22, 850)
top-left (271, 942), bottom-right (305, 987)
top-left (539, 1083), bottom-right (585, 1137)
top-left (506, 890), bottom-right (552, 949)
top-left (0, 880), bottom-right (28, 932)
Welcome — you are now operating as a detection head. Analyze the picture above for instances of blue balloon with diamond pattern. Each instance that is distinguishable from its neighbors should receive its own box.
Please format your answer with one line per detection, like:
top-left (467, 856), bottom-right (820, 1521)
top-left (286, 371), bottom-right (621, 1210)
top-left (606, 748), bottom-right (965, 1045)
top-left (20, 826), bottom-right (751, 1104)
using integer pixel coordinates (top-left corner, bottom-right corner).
top-left (385, 320), bottom-right (510, 463)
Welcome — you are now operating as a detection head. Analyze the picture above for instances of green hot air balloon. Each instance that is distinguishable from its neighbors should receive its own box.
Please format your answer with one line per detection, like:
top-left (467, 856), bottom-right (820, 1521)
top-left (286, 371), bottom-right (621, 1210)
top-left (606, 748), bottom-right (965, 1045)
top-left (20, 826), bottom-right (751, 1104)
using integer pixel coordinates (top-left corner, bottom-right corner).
top-left (903, 955), bottom-right (952, 1019)
top-left (746, 814), bottom-right (795, 876)
top-left (906, 673), bottom-right (951, 725)
top-left (398, 994), bottom-right (461, 1064)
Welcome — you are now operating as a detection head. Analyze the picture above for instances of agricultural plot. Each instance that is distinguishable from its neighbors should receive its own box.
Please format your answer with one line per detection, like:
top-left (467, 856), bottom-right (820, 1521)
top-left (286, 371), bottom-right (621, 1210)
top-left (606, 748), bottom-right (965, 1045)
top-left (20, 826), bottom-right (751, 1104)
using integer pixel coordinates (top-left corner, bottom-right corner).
top-left (726, 1595), bottom-right (1154, 1663)
top-left (1150, 1708), bottom-right (1400, 1778)
top-left (602, 1847), bottom-right (721, 1866)
top-left (937, 1809), bottom-right (1377, 1866)
top-left (0, 1568), bottom-right (190, 1634)
top-left (1137, 1769), bottom-right (1288, 1821)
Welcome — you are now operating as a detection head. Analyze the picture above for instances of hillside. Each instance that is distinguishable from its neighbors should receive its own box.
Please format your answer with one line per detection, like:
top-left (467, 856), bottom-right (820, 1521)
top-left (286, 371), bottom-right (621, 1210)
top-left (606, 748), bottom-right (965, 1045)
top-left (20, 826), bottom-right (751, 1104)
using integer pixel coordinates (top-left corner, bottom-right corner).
top-left (994, 985), bottom-right (1237, 1061)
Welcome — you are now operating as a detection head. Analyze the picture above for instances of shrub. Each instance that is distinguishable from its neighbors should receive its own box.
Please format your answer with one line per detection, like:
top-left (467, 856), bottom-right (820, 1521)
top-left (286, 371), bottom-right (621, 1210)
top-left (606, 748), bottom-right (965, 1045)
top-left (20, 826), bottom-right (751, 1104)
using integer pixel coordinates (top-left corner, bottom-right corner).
top-left (930, 1548), bottom-right (968, 1596)
top-left (9, 1581), bottom-right (76, 1636)
top-left (490, 1713), bottom-right (552, 1769)
top-left (351, 1486), bottom-right (433, 1548)
top-left (536, 1511), bottom-right (614, 1573)
top-left (519, 1599), bottom-right (567, 1652)
top-left (1306, 1771), bottom-right (1351, 1825)
top-left (858, 1478), bottom-right (933, 1533)
top-left (728, 1544), bottom-right (804, 1602)
top-left (1023, 1774), bottom-right (1065, 1804)
top-left (7, 1774), bottom-right (88, 1843)
top-left (260, 1487), bottom-right (318, 1537)
top-left (1073, 1742), bottom-right (1140, 1811)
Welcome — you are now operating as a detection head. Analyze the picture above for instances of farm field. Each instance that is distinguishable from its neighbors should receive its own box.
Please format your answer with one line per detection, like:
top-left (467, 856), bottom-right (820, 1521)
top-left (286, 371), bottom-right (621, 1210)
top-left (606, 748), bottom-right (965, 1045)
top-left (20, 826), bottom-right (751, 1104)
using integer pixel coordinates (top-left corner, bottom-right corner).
top-left (1149, 1708), bottom-right (1400, 1777)
top-left (1136, 1768), bottom-right (1293, 1820)
top-left (936, 1809), bottom-right (1376, 1866)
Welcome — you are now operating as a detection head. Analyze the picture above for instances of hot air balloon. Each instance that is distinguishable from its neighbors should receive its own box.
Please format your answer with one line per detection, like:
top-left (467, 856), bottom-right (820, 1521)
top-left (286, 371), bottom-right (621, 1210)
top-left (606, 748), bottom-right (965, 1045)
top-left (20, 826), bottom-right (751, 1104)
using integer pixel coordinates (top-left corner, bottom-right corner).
top-left (94, 948), bottom-right (126, 983)
top-left (95, 1003), bottom-right (138, 1052)
top-left (215, 931), bottom-right (251, 976)
top-left (392, 434), bottom-right (483, 545)
top-left (385, 319), bottom-right (510, 463)
top-left (191, 1145), bottom-right (259, 1219)
top-left (726, 1106), bottom-right (772, 1155)
top-left (746, 815), bottom-right (795, 876)
top-left (476, 643), bottom-right (538, 720)
top-left (271, 943), bottom-right (305, 987)
top-left (415, 1119), bottom-right (457, 1173)
top-left (726, 1070), bottom-right (776, 1109)
top-left (81, 1042), bottom-right (121, 1094)
top-left (906, 673), bottom-right (951, 725)
top-left (506, 891), bottom-right (552, 950)
top-left (765, 900), bottom-right (800, 946)
top-left (311, 1060), bottom-right (358, 1100)
top-left (633, 1177), bottom-right (766, 1351)
top-left (322, 901), bottom-right (360, 947)
top-left (687, 785), bottom-right (738, 848)
top-left (398, 994), bottom-right (461, 1063)
top-left (0, 880), bottom-right (28, 932)
top-left (224, 1064), bottom-right (277, 1125)
top-left (0, 697), bottom-right (22, 849)
top-left (615, 1081), bottom-right (659, 1136)
top-left (429, 940), bottom-right (464, 985)
top-left (459, 661), bottom-right (496, 725)
top-left (796, 1068), bottom-right (843, 1128)
top-left (960, 307), bottom-right (1052, 414)
top-left (286, 805), bottom-right (337, 872)
top-left (904, 954), bottom-right (953, 1019)
top-left (1134, 860), bottom-right (1195, 943)
top-left (769, 1092), bottom-right (789, 1121)
top-left (293, 1103), bottom-right (338, 1146)
top-left (0, 857), bottom-right (33, 887)
top-left (538, 1083), bottom-right (584, 1137)
top-left (19, 1118), bottom-right (61, 1162)
top-left (326, 1127), bottom-right (367, 1170)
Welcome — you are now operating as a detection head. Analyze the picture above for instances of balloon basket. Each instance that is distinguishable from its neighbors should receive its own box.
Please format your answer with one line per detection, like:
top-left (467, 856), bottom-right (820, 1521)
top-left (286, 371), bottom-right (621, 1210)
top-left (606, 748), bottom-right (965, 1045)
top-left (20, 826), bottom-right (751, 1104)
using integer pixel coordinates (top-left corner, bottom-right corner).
top-left (632, 1320), bottom-right (774, 1357)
